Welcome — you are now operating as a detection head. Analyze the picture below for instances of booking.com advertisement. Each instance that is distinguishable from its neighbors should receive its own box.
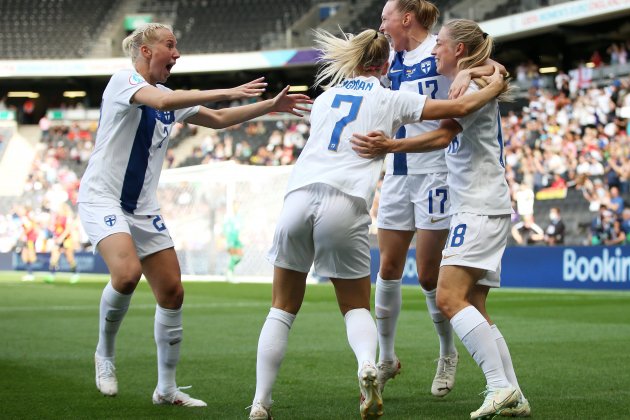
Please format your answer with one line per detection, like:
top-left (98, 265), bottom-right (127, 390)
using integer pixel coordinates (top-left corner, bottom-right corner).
top-left (370, 246), bottom-right (630, 291)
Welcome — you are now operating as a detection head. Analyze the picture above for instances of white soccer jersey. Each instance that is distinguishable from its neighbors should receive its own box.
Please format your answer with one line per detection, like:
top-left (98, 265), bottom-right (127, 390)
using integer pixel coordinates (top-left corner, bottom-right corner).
top-left (385, 34), bottom-right (451, 175)
top-left (287, 75), bottom-right (426, 209)
top-left (449, 82), bottom-right (511, 215)
top-left (78, 69), bottom-right (200, 215)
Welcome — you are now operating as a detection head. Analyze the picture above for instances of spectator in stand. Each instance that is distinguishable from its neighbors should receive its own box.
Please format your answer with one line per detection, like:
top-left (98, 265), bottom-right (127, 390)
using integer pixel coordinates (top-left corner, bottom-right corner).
top-left (620, 208), bottom-right (630, 239)
top-left (511, 214), bottom-right (545, 245)
top-left (608, 186), bottom-right (625, 216)
top-left (589, 205), bottom-right (612, 245)
top-left (604, 219), bottom-right (626, 245)
top-left (543, 207), bottom-right (565, 245)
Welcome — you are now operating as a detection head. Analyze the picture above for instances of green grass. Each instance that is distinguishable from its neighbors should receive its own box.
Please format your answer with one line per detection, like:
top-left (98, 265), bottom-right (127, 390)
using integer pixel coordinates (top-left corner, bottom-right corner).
top-left (1, 271), bottom-right (629, 419)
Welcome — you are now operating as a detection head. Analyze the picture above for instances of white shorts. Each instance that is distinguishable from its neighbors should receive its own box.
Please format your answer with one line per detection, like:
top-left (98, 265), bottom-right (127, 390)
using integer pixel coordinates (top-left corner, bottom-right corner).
top-left (78, 203), bottom-right (174, 260)
top-left (440, 213), bottom-right (510, 288)
top-left (377, 172), bottom-right (450, 231)
top-left (267, 183), bottom-right (372, 279)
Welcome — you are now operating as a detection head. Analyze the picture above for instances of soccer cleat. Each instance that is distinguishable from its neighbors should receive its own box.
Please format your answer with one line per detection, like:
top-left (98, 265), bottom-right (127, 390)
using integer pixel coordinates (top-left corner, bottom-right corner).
top-left (70, 273), bottom-right (80, 284)
top-left (94, 354), bottom-right (118, 396)
top-left (21, 274), bottom-right (35, 281)
top-left (359, 363), bottom-right (383, 420)
top-left (248, 401), bottom-right (273, 420)
top-left (376, 358), bottom-right (401, 394)
top-left (152, 386), bottom-right (207, 407)
top-left (500, 397), bottom-right (531, 417)
top-left (470, 385), bottom-right (520, 419)
top-left (431, 353), bottom-right (458, 397)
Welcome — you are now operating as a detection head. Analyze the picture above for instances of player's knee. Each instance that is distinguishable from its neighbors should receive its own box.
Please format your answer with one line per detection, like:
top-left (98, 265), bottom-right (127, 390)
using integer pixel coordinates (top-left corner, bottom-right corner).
top-left (417, 272), bottom-right (438, 290)
top-left (436, 290), bottom-right (457, 319)
top-left (111, 263), bottom-right (142, 290)
top-left (379, 256), bottom-right (404, 279)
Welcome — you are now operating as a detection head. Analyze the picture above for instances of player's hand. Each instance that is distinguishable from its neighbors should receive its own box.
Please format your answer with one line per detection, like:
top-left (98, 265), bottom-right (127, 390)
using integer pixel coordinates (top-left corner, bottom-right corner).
top-left (449, 69), bottom-right (471, 99)
top-left (271, 86), bottom-right (313, 117)
top-left (226, 77), bottom-right (268, 99)
top-left (351, 130), bottom-right (393, 158)
top-left (480, 66), bottom-right (507, 95)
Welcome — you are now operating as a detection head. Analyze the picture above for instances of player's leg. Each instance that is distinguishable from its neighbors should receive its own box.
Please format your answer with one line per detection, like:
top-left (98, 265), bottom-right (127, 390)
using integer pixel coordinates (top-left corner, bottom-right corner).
top-left (251, 187), bottom-right (315, 419)
top-left (45, 243), bottom-right (61, 283)
top-left (469, 284), bottom-right (531, 417)
top-left (250, 267), bottom-right (307, 419)
top-left (65, 246), bottom-right (80, 283)
top-left (332, 276), bottom-right (382, 420)
top-left (373, 174), bottom-right (415, 390)
top-left (140, 246), bottom-right (205, 407)
top-left (21, 244), bottom-right (35, 281)
top-left (94, 232), bottom-right (143, 396)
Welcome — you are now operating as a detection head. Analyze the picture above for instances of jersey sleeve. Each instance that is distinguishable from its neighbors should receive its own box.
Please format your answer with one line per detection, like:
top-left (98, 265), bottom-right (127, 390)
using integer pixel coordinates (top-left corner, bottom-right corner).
top-left (391, 90), bottom-right (427, 128)
top-left (453, 83), bottom-right (482, 131)
top-left (110, 70), bottom-right (150, 108)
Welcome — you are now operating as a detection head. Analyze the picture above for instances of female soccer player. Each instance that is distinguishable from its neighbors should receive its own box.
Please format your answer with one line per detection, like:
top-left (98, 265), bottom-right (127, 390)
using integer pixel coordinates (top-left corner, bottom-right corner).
top-left (375, 0), bottom-right (503, 396)
top-left (248, 28), bottom-right (505, 420)
top-left (352, 19), bottom-right (530, 419)
top-left (78, 23), bottom-right (311, 407)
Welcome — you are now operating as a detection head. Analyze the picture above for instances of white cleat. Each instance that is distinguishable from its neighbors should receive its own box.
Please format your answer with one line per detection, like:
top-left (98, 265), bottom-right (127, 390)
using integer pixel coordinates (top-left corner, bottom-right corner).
top-left (376, 357), bottom-right (401, 394)
top-left (94, 354), bottom-right (117, 396)
top-left (359, 362), bottom-right (383, 420)
top-left (152, 386), bottom-right (207, 407)
top-left (248, 400), bottom-right (273, 420)
top-left (500, 397), bottom-right (531, 417)
top-left (470, 385), bottom-right (521, 419)
top-left (431, 353), bottom-right (458, 397)
top-left (22, 274), bottom-right (35, 281)
top-left (70, 273), bottom-right (80, 284)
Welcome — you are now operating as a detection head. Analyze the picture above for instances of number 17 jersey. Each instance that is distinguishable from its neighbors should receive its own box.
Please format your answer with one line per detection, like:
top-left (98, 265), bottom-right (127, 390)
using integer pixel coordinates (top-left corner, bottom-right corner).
top-left (385, 34), bottom-right (451, 176)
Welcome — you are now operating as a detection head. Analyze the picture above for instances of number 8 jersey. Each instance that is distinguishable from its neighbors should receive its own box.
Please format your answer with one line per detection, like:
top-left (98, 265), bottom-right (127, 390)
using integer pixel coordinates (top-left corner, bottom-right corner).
top-left (385, 34), bottom-right (451, 176)
top-left (286, 75), bottom-right (427, 210)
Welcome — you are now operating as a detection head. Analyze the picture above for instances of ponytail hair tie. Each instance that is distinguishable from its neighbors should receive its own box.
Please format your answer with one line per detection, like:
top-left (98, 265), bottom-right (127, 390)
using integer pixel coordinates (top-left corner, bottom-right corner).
top-left (374, 30), bottom-right (379, 40)
top-left (482, 32), bottom-right (488, 39)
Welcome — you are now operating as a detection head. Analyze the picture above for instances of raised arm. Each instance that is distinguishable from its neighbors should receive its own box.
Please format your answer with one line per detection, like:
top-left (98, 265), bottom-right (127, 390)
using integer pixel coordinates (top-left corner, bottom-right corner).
top-left (420, 66), bottom-right (504, 121)
top-left (351, 119), bottom-right (462, 159)
top-left (185, 85), bottom-right (312, 129)
top-left (131, 77), bottom-right (268, 111)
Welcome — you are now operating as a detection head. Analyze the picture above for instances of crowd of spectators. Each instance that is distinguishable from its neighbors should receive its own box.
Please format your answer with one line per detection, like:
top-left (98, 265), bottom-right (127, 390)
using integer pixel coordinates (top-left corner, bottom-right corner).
top-left (2, 66), bottom-right (630, 250)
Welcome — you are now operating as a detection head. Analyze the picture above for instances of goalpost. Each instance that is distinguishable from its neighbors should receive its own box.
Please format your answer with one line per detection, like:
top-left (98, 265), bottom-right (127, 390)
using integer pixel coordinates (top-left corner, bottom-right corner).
top-left (157, 161), bottom-right (293, 282)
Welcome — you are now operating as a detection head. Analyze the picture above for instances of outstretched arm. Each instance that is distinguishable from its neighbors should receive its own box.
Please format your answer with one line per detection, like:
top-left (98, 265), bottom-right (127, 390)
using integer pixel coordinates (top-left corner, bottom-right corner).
top-left (132, 77), bottom-right (268, 111)
top-left (185, 85), bottom-right (312, 129)
top-left (351, 119), bottom-right (462, 158)
top-left (420, 66), bottom-right (504, 120)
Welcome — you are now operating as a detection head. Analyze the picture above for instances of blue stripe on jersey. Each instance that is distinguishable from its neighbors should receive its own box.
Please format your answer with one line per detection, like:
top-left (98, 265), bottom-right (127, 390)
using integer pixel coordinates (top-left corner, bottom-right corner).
top-left (497, 108), bottom-right (505, 168)
top-left (393, 125), bottom-right (408, 175)
top-left (120, 106), bottom-right (157, 213)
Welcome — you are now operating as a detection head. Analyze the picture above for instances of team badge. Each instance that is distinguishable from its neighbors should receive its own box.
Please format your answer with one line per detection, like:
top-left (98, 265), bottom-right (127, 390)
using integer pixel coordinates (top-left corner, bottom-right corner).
top-left (420, 60), bottom-right (432, 74)
top-left (104, 215), bottom-right (117, 227)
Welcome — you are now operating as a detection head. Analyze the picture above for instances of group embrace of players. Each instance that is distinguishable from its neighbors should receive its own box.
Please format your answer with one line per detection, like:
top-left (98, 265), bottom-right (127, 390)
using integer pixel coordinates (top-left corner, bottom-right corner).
top-left (74, 1), bottom-right (530, 419)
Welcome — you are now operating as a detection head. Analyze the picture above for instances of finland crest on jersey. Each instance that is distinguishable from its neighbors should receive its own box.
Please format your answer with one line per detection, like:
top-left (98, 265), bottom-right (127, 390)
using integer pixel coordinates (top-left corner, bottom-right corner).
top-left (78, 69), bottom-right (200, 215)
top-left (286, 75), bottom-right (426, 210)
top-left (385, 34), bottom-right (451, 176)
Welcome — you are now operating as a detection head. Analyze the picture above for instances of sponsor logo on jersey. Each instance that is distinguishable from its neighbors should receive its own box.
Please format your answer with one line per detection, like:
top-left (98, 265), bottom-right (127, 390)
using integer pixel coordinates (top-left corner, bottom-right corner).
top-left (129, 72), bottom-right (145, 86)
top-left (104, 215), bottom-right (117, 227)
top-left (430, 216), bottom-right (448, 224)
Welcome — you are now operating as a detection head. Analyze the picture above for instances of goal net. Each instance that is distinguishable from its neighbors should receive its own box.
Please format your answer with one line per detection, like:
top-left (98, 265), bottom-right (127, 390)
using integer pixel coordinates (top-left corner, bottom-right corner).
top-left (157, 161), bottom-right (292, 282)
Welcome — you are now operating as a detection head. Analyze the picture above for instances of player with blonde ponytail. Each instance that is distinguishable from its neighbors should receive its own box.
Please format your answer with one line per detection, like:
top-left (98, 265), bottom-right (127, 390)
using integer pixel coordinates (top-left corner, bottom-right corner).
top-left (352, 18), bottom-right (530, 419)
top-left (248, 27), bottom-right (505, 420)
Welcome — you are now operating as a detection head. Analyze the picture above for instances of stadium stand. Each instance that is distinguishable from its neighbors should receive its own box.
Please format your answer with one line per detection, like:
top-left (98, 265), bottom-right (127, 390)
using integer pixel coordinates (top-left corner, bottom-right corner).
top-left (0, 0), bottom-right (122, 59)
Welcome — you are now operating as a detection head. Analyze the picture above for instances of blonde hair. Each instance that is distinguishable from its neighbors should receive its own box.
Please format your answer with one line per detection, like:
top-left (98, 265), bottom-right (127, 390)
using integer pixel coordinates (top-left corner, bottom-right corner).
top-left (122, 23), bottom-right (173, 63)
top-left (442, 19), bottom-right (512, 101)
top-left (391, 0), bottom-right (440, 31)
top-left (313, 28), bottom-right (390, 89)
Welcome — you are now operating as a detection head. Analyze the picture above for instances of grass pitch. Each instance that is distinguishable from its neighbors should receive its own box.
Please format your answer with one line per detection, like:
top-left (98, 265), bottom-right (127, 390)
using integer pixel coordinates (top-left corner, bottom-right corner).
top-left (1, 271), bottom-right (629, 419)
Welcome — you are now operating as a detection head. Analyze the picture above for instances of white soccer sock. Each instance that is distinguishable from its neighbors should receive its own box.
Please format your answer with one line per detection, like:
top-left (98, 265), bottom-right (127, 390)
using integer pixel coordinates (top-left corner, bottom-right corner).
top-left (422, 287), bottom-right (457, 357)
top-left (450, 305), bottom-right (510, 389)
top-left (253, 308), bottom-right (295, 407)
top-left (345, 308), bottom-right (378, 373)
top-left (155, 305), bottom-right (183, 395)
top-left (375, 275), bottom-right (401, 362)
top-left (491, 324), bottom-right (523, 395)
top-left (96, 281), bottom-right (132, 359)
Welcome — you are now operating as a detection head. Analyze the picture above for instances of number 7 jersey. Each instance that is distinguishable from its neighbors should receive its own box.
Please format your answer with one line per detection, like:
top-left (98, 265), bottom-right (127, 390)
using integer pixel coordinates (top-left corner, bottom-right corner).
top-left (286, 75), bottom-right (427, 209)
top-left (385, 34), bottom-right (451, 176)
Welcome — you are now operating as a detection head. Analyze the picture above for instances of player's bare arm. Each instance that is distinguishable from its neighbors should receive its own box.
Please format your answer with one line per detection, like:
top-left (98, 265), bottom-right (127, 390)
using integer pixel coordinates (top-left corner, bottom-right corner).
top-left (352, 119), bottom-right (462, 158)
top-left (185, 85), bottom-right (312, 128)
top-left (449, 59), bottom-right (508, 99)
top-left (131, 77), bottom-right (268, 110)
